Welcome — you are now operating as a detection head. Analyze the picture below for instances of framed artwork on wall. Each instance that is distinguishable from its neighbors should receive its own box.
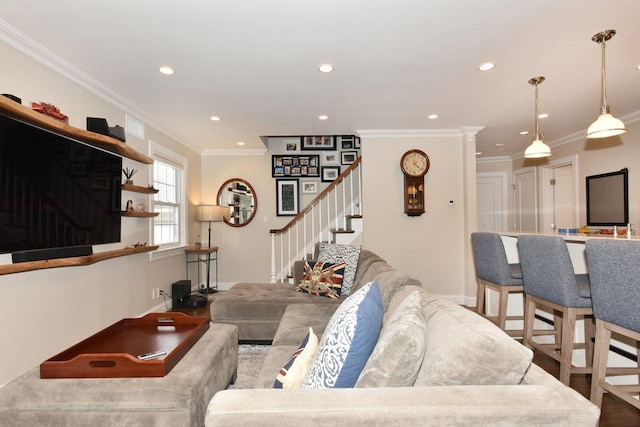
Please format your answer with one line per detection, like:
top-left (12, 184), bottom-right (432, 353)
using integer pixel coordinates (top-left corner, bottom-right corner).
top-left (341, 151), bottom-right (357, 165)
top-left (272, 155), bottom-right (319, 177)
top-left (322, 151), bottom-right (339, 165)
top-left (301, 180), bottom-right (318, 194)
top-left (276, 179), bottom-right (299, 216)
top-left (301, 136), bottom-right (336, 151)
top-left (321, 166), bottom-right (341, 182)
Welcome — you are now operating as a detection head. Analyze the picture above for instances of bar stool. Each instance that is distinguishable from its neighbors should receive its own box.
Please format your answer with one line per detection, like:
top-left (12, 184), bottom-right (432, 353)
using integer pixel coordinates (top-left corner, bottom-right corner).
top-left (471, 232), bottom-right (524, 337)
top-left (517, 235), bottom-right (594, 385)
top-left (585, 239), bottom-right (640, 410)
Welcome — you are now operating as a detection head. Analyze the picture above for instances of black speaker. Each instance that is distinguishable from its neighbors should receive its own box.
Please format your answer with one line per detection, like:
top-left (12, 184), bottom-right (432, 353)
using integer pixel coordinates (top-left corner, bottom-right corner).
top-left (172, 280), bottom-right (191, 308)
top-left (12, 245), bottom-right (92, 263)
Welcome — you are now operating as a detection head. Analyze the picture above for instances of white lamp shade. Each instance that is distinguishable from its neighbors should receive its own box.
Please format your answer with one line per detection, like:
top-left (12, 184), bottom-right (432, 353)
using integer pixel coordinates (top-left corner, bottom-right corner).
top-left (197, 205), bottom-right (229, 222)
top-left (524, 139), bottom-right (552, 159)
top-left (586, 113), bottom-right (626, 139)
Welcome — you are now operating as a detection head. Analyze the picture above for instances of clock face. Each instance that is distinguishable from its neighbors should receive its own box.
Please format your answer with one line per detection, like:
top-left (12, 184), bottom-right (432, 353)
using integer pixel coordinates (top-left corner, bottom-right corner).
top-left (400, 150), bottom-right (430, 177)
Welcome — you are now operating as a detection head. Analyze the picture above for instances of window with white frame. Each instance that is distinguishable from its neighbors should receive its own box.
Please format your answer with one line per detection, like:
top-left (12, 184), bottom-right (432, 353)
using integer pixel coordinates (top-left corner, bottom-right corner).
top-left (151, 143), bottom-right (186, 248)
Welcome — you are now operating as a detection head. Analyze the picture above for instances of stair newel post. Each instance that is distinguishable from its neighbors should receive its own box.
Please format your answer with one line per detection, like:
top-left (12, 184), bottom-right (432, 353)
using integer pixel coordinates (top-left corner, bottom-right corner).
top-left (270, 230), bottom-right (276, 283)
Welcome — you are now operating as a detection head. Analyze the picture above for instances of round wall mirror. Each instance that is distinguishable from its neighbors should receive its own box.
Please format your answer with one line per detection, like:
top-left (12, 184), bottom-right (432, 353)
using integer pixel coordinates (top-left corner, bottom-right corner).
top-left (217, 178), bottom-right (257, 227)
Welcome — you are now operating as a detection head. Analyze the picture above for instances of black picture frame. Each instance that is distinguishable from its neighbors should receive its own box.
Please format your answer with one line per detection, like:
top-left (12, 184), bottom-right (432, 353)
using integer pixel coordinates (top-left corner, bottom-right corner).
top-left (300, 135), bottom-right (336, 151)
top-left (272, 155), bottom-right (319, 177)
top-left (276, 179), bottom-right (299, 216)
top-left (341, 151), bottom-right (357, 165)
top-left (321, 166), bottom-right (341, 182)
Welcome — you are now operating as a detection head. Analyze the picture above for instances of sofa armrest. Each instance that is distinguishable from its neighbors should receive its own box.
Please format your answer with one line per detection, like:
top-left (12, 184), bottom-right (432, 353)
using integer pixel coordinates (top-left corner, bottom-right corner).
top-left (206, 386), bottom-right (599, 427)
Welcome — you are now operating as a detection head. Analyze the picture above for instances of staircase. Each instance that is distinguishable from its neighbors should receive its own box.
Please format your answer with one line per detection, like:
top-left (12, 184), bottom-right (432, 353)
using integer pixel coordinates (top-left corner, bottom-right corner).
top-left (269, 157), bottom-right (363, 283)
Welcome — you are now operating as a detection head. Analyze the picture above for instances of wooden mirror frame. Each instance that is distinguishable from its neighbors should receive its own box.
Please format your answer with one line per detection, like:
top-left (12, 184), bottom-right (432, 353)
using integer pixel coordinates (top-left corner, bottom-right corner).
top-left (216, 178), bottom-right (257, 227)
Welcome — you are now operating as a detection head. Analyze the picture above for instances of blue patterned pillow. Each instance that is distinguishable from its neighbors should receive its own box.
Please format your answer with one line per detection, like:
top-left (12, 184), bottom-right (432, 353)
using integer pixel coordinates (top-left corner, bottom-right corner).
top-left (302, 281), bottom-right (383, 388)
top-left (274, 327), bottom-right (319, 389)
top-left (318, 243), bottom-right (361, 296)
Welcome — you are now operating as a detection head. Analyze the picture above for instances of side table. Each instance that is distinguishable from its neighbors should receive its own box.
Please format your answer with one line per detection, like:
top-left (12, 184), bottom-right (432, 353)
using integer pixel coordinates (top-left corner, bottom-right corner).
top-left (185, 246), bottom-right (218, 294)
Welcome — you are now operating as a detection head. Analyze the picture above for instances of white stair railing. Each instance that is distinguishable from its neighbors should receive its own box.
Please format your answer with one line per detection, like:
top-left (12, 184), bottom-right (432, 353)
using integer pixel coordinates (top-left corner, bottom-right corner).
top-left (270, 157), bottom-right (362, 283)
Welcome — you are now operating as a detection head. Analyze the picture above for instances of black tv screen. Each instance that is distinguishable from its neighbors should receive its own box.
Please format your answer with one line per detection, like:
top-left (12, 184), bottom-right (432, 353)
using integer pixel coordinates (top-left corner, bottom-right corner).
top-left (586, 168), bottom-right (629, 226)
top-left (0, 114), bottom-right (122, 254)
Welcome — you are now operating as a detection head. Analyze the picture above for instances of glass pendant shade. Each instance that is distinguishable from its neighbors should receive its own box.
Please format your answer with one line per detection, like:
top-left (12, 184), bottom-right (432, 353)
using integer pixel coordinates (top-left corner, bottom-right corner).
top-left (524, 76), bottom-right (551, 159)
top-left (587, 29), bottom-right (625, 139)
top-left (524, 139), bottom-right (552, 158)
top-left (587, 112), bottom-right (626, 139)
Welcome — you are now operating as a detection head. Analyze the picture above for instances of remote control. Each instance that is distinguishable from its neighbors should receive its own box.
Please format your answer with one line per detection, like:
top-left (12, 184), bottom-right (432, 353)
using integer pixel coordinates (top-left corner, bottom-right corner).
top-left (137, 351), bottom-right (166, 360)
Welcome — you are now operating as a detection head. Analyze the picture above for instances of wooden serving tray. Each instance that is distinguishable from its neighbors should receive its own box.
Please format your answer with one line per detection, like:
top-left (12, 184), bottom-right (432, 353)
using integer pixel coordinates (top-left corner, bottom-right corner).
top-left (40, 312), bottom-right (209, 379)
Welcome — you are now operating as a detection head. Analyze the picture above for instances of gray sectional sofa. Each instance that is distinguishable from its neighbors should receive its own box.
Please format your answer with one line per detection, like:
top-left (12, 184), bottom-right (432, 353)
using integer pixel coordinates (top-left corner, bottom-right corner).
top-left (206, 249), bottom-right (600, 426)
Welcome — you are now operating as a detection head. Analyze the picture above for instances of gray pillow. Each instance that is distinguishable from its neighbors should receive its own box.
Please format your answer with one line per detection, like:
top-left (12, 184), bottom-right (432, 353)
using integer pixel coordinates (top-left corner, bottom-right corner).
top-left (355, 291), bottom-right (426, 387)
top-left (414, 295), bottom-right (533, 386)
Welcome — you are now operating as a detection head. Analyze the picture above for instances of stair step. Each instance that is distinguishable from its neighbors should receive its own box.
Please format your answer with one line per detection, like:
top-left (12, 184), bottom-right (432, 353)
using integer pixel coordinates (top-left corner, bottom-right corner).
top-left (330, 228), bottom-right (354, 234)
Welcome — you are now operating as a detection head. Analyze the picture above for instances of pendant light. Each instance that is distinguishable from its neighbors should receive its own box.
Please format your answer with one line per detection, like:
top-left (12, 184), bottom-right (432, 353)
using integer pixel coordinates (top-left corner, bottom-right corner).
top-left (587, 29), bottom-right (626, 139)
top-left (524, 76), bottom-right (551, 158)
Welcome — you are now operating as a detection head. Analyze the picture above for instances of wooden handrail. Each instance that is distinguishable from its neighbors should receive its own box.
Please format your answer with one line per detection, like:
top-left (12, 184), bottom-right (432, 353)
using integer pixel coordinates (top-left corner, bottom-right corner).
top-left (270, 156), bottom-right (362, 235)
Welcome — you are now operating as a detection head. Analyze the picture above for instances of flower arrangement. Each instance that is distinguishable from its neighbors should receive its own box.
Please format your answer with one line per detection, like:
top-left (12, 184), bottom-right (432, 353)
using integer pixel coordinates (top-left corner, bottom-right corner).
top-left (122, 167), bottom-right (137, 184)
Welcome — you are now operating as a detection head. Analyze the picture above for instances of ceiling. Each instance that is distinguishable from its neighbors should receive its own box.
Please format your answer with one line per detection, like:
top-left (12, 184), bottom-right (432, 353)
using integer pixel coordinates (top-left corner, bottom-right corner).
top-left (2, 1), bottom-right (639, 158)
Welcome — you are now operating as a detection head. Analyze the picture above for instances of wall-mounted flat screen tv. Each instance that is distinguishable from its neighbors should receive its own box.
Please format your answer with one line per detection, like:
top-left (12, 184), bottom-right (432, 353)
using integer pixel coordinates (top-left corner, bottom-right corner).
top-left (0, 113), bottom-right (122, 254)
top-left (586, 168), bottom-right (628, 226)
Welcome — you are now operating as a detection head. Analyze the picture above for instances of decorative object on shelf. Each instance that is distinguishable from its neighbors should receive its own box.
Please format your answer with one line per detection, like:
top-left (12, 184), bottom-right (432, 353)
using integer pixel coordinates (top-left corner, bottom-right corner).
top-left (122, 167), bottom-right (137, 184)
top-left (276, 179), bottom-right (299, 216)
top-left (587, 29), bottom-right (626, 139)
top-left (272, 155), bottom-right (319, 177)
top-left (87, 117), bottom-right (127, 142)
top-left (126, 200), bottom-right (134, 211)
top-left (300, 135), bottom-right (336, 150)
top-left (2, 94), bottom-right (21, 104)
top-left (136, 203), bottom-right (147, 212)
top-left (217, 178), bottom-right (257, 227)
top-left (126, 241), bottom-right (148, 249)
top-left (321, 166), bottom-right (340, 182)
top-left (400, 149), bottom-right (430, 216)
top-left (196, 206), bottom-right (227, 294)
top-left (524, 76), bottom-right (551, 159)
top-left (31, 102), bottom-right (68, 123)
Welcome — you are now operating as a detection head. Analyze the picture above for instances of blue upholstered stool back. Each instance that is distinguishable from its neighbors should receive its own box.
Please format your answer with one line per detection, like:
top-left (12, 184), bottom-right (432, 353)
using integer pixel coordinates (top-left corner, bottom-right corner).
top-left (585, 239), bottom-right (640, 333)
top-left (471, 232), bottom-right (522, 286)
top-left (517, 235), bottom-right (591, 308)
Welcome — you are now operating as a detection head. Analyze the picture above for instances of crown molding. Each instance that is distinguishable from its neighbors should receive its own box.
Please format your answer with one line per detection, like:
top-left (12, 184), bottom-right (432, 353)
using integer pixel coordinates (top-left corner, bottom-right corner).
top-left (357, 127), bottom-right (484, 138)
top-left (0, 19), bottom-right (200, 154)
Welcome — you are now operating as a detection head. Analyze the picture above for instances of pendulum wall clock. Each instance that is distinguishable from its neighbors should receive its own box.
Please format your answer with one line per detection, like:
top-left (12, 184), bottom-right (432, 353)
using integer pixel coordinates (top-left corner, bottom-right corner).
top-left (400, 149), bottom-right (430, 216)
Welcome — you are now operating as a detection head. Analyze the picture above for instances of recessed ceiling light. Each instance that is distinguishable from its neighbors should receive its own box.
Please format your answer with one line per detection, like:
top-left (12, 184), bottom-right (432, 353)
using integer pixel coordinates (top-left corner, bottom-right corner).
top-left (237, 141), bottom-right (245, 146)
top-left (210, 116), bottom-right (221, 121)
top-left (158, 66), bottom-right (175, 75)
top-left (476, 151), bottom-right (483, 156)
top-left (520, 131), bottom-right (529, 135)
top-left (478, 62), bottom-right (495, 71)
top-left (493, 143), bottom-right (504, 148)
top-left (318, 115), bottom-right (329, 120)
top-left (537, 113), bottom-right (549, 119)
top-left (428, 114), bottom-right (438, 119)
top-left (318, 64), bottom-right (334, 73)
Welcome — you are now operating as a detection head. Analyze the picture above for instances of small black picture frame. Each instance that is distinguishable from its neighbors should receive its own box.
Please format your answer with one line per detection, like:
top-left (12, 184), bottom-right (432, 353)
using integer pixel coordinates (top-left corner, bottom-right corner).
top-left (341, 151), bottom-right (357, 165)
top-left (301, 136), bottom-right (336, 151)
top-left (321, 166), bottom-right (341, 182)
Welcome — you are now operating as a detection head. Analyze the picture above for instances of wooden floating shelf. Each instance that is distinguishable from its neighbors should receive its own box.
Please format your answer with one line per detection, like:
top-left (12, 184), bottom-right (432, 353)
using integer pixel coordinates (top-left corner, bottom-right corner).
top-left (122, 211), bottom-right (159, 218)
top-left (121, 184), bottom-right (159, 194)
top-left (0, 96), bottom-right (153, 164)
top-left (0, 245), bottom-right (159, 276)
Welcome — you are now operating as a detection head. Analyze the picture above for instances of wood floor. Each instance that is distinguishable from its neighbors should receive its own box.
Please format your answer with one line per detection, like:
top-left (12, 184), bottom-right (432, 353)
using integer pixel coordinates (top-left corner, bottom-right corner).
top-left (533, 350), bottom-right (640, 426)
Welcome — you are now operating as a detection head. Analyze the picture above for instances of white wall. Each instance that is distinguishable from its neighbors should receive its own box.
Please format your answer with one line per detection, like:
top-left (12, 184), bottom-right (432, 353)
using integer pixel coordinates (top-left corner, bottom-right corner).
top-left (0, 41), bottom-right (202, 385)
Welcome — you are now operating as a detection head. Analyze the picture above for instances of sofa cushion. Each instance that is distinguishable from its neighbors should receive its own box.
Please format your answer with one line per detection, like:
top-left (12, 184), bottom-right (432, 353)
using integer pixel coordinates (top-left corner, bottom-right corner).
top-left (356, 291), bottom-right (427, 387)
top-left (303, 281), bottom-right (383, 388)
top-left (414, 294), bottom-right (533, 386)
top-left (318, 243), bottom-right (361, 296)
top-left (295, 260), bottom-right (346, 299)
top-left (274, 327), bottom-right (319, 389)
